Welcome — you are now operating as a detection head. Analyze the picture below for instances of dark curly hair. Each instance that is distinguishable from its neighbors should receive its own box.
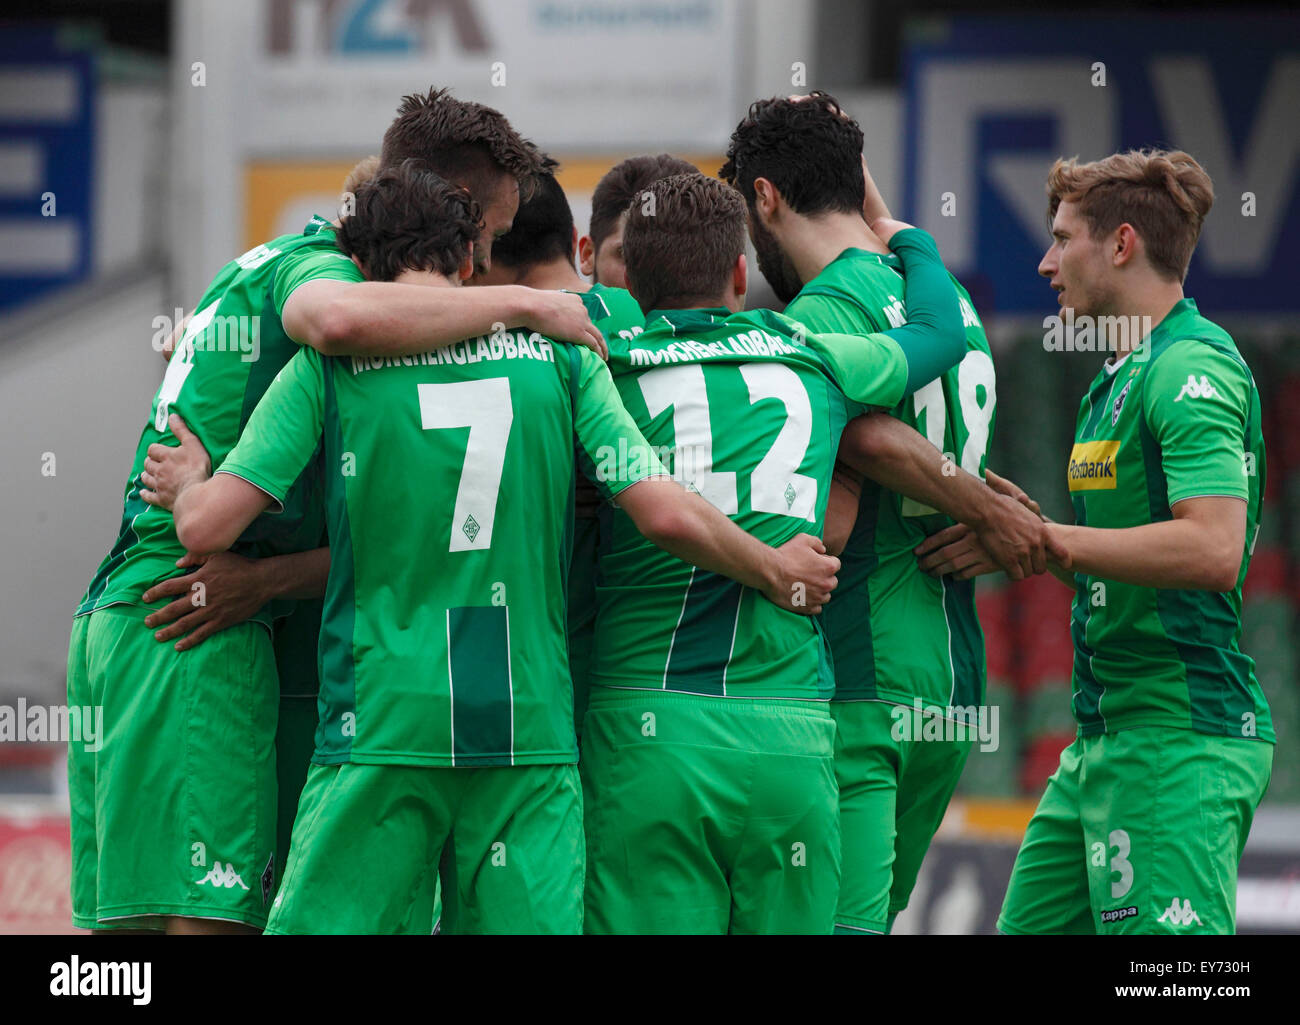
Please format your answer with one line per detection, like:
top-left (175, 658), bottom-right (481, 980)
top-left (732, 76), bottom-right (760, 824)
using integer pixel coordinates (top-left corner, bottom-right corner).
top-left (334, 160), bottom-right (480, 283)
top-left (380, 86), bottom-right (545, 202)
top-left (623, 172), bottom-right (747, 312)
top-left (720, 91), bottom-right (865, 215)
top-left (589, 153), bottom-right (700, 254)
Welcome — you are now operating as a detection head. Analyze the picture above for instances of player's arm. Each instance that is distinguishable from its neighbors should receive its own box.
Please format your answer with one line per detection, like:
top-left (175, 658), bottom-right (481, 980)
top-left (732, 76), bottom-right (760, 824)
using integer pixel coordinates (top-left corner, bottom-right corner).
top-left (822, 464), bottom-right (864, 557)
top-left (170, 475), bottom-right (276, 556)
top-left (1052, 342), bottom-right (1254, 591)
top-left (616, 477), bottom-right (839, 615)
top-left (837, 413), bottom-right (1064, 578)
top-left (281, 277), bottom-right (606, 359)
top-left (158, 310), bottom-right (191, 362)
top-left (808, 226), bottom-right (965, 412)
top-left (140, 547), bottom-right (329, 651)
top-left (144, 348), bottom-right (327, 557)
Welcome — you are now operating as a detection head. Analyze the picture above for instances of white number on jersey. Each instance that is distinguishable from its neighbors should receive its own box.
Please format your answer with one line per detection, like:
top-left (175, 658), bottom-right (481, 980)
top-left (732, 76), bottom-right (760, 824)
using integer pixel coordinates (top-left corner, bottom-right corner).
top-left (418, 378), bottom-right (514, 552)
top-left (637, 361), bottom-right (817, 521)
top-left (902, 349), bottom-right (997, 517)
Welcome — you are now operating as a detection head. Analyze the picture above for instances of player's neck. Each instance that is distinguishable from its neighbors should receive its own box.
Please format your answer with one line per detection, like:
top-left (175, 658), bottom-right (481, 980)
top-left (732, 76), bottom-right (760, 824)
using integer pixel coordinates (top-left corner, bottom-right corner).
top-left (1108, 278), bottom-right (1185, 359)
top-left (517, 260), bottom-right (589, 293)
top-left (783, 211), bottom-right (890, 286)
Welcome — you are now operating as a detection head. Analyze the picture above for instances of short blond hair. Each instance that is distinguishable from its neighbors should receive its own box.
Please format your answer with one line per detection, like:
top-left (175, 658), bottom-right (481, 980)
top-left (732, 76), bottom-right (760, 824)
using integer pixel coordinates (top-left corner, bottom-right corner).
top-left (342, 155), bottom-right (381, 198)
top-left (1047, 149), bottom-right (1214, 282)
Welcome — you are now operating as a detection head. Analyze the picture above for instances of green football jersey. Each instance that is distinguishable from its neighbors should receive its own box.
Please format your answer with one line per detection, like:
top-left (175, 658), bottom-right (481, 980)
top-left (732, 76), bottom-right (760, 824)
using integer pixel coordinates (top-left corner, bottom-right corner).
top-left (1066, 298), bottom-right (1272, 742)
top-left (77, 217), bottom-right (358, 618)
top-left (590, 306), bottom-right (917, 701)
top-left (219, 329), bottom-right (666, 768)
top-left (785, 249), bottom-right (994, 709)
top-left (569, 283), bottom-right (646, 646)
top-left (581, 282), bottom-right (645, 341)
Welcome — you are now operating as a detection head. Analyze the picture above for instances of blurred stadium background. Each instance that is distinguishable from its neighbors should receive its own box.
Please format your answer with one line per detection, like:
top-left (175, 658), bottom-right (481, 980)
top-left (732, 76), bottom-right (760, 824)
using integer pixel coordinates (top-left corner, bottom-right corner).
top-left (0, 0), bottom-right (1296, 934)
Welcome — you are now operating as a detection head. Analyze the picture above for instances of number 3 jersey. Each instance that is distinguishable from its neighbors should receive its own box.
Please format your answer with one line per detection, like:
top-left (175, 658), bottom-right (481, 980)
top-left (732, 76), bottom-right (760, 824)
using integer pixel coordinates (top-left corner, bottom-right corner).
top-left (218, 334), bottom-right (666, 768)
top-left (785, 250), bottom-right (994, 710)
top-left (77, 217), bottom-right (357, 619)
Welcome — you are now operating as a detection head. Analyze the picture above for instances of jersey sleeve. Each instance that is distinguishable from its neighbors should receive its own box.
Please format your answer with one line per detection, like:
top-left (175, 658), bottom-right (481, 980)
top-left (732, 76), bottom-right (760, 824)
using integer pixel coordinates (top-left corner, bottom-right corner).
top-left (570, 347), bottom-right (668, 500)
top-left (218, 347), bottom-right (328, 510)
top-left (879, 228), bottom-right (966, 393)
top-left (805, 331), bottom-right (910, 411)
top-left (271, 244), bottom-right (365, 321)
top-left (1142, 338), bottom-right (1252, 505)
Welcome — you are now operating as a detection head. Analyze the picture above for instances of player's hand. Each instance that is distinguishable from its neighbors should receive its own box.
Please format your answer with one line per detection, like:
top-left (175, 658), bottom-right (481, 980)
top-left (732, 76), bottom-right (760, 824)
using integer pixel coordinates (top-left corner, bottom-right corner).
top-left (914, 523), bottom-right (1001, 580)
top-left (768, 533), bottom-right (840, 616)
top-left (875, 217), bottom-right (920, 246)
top-left (141, 551), bottom-right (272, 651)
top-left (985, 468), bottom-right (1044, 519)
top-left (970, 492), bottom-right (1068, 579)
top-left (523, 289), bottom-right (608, 360)
top-left (140, 414), bottom-right (212, 510)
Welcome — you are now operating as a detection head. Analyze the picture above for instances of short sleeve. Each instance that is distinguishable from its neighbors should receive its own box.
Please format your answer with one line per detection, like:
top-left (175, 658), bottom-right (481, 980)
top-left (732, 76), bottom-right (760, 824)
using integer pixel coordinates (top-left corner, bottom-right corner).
top-left (218, 347), bottom-right (328, 510)
top-left (271, 243), bottom-right (365, 321)
top-left (1142, 339), bottom-right (1252, 506)
top-left (570, 347), bottom-right (668, 500)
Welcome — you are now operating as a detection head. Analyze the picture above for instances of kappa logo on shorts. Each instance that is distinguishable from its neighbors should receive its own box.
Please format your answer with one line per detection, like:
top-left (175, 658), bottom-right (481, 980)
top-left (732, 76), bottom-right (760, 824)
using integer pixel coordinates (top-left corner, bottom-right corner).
top-left (196, 861), bottom-right (250, 890)
top-left (1100, 905), bottom-right (1139, 924)
top-left (1156, 897), bottom-right (1202, 927)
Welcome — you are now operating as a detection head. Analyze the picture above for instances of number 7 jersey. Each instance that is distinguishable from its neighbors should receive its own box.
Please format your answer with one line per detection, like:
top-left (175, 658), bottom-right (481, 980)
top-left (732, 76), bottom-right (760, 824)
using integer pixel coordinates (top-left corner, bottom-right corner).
top-left (218, 333), bottom-right (667, 768)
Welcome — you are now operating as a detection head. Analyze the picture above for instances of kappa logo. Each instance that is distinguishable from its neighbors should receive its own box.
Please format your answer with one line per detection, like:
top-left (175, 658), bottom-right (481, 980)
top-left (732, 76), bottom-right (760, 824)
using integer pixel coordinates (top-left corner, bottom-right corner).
top-left (1100, 905), bottom-right (1139, 924)
top-left (1174, 374), bottom-right (1218, 402)
top-left (196, 861), bottom-right (250, 890)
top-left (1156, 897), bottom-right (1202, 927)
top-left (1111, 380), bottom-right (1133, 426)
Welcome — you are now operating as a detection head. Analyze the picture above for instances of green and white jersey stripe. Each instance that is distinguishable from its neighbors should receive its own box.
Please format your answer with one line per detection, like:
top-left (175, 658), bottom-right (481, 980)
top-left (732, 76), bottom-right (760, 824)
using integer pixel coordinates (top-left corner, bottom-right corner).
top-left (591, 305), bottom-right (914, 701)
top-left (220, 330), bottom-right (666, 767)
top-left (784, 249), bottom-right (993, 708)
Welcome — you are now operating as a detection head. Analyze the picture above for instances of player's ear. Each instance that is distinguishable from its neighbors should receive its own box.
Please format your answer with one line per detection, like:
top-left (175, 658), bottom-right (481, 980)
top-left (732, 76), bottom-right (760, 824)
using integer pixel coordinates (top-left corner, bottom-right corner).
top-left (752, 177), bottom-right (781, 221)
top-left (1113, 223), bottom-right (1140, 269)
top-left (578, 234), bottom-right (596, 277)
top-left (733, 252), bottom-right (748, 305)
top-left (458, 243), bottom-right (475, 283)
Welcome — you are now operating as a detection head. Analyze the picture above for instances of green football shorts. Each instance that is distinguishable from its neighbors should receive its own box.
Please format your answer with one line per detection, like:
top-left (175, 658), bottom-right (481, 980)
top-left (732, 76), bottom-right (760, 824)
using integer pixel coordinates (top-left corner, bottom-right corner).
top-left (265, 761), bottom-right (583, 935)
top-left (998, 727), bottom-right (1273, 935)
top-left (832, 699), bottom-right (972, 934)
top-left (581, 687), bottom-right (840, 934)
top-left (67, 605), bottom-right (279, 930)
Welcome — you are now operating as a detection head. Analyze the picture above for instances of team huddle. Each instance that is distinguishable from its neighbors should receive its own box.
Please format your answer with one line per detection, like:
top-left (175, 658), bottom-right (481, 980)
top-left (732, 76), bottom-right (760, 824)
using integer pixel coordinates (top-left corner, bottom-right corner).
top-left (67, 87), bottom-right (1273, 935)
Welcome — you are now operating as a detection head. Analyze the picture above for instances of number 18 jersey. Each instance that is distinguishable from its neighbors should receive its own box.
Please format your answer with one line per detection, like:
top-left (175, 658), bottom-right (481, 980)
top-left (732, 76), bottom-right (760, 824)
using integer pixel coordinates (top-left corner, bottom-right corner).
top-left (785, 249), bottom-right (995, 709)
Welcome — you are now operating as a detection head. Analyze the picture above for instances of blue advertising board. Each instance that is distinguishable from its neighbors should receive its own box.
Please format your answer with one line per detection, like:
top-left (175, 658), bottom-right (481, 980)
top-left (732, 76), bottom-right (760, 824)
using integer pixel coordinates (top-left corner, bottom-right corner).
top-left (0, 25), bottom-right (95, 314)
top-left (902, 15), bottom-right (1300, 315)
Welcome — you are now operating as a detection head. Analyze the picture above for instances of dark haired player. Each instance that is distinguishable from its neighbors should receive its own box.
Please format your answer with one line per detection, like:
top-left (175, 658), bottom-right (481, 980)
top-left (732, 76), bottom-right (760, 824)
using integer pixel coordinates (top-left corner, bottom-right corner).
top-left (578, 153), bottom-right (699, 290)
top-left (582, 171), bottom-right (970, 933)
top-left (67, 88), bottom-right (606, 935)
top-left (721, 92), bottom-right (1046, 935)
top-left (139, 162), bottom-right (842, 934)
